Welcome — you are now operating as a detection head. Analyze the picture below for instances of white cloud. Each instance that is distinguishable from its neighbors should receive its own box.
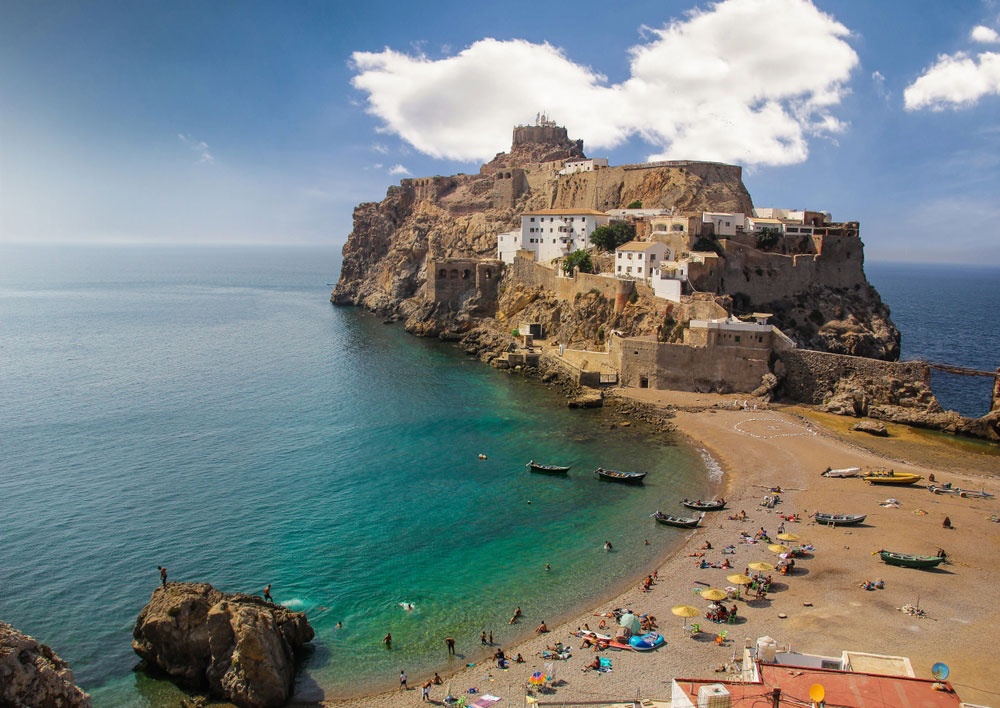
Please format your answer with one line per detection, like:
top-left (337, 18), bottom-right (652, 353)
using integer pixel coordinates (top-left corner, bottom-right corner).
top-left (971, 25), bottom-right (1000, 43)
top-left (904, 51), bottom-right (1000, 110)
top-left (372, 143), bottom-right (390, 154)
top-left (177, 133), bottom-right (215, 164)
top-left (388, 164), bottom-right (410, 176)
top-left (350, 0), bottom-right (857, 167)
top-left (872, 70), bottom-right (890, 101)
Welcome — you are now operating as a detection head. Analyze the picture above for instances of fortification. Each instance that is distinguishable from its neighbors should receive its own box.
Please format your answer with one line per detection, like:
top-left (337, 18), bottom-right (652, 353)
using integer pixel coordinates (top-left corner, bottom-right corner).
top-left (425, 259), bottom-right (503, 312)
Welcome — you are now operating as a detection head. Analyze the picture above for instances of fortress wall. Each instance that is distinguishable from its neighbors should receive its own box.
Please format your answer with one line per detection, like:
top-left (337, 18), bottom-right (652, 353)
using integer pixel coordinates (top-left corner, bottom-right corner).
top-left (511, 255), bottom-right (626, 303)
top-left (427, 259), bottom-right (503, 305)
top-left (611, 336), bottom-right (770, 393)
top-left (776, 349), bottom-right (935, 407)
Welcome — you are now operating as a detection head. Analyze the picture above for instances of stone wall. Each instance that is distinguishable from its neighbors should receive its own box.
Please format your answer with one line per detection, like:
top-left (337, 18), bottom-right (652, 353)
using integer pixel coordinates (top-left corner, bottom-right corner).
top-left (776, 349), bottom-right (937, 410)
top-left (610, 335), bottom-right (771, 393)
top-left (510, 255), bottom-right (632, 303)
top-left (426, 259), bottom-right (503, 308)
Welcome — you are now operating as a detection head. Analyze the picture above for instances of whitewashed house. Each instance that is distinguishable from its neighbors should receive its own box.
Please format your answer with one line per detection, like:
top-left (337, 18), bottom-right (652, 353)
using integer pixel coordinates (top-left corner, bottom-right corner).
top-left (702, 212), bottom-right (745, 237)
top-left (614, 241), bottom-right (669, 281)
top-left (497, 229), bottom-right (526, 264)
top-left (558, 158), bottom-right (608, 175)
top-left (518, 209), bottom-right (610, 264)
top-left (650, 262), bottom-right (687, 303)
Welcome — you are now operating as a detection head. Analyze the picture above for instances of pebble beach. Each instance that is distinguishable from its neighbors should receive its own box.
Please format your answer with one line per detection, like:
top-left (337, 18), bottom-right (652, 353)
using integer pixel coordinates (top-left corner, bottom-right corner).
top-left (321, 389), bottom-right (1000, 706)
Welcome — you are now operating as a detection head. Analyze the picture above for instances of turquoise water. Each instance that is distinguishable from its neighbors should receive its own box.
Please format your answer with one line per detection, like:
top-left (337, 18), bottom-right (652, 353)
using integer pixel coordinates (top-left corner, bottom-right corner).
top-left (0, 245), bottom-right (713, 703)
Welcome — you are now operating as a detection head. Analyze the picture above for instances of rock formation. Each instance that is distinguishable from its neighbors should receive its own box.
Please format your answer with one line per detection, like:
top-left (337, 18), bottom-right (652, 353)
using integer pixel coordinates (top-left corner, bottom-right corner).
top-left (0, 621), bottom-right (91, 707)
top-left (132, 582), bottom-right (313, 708)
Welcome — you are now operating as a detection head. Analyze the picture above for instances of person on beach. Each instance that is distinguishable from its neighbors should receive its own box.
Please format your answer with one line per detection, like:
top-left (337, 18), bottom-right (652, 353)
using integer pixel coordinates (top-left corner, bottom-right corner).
top-left (445, 637), bottom-right (455, 654)
top-left (535, 620), bottom-right (548, 633)
top-left (488, 630), bottom-right (494, 644)
top-left (157, 566), bottom-right (167, 587)
top-left (509, 606), bottom-right (522, 624)
top-left (263, 584), bottom-right (273, 603)
top-left (481, 631), bottom-right (488, 645)
top-left (383, 633), bottom-right (392, 650)
top-left (399, 669), bottom-right (407, 689)
top-left (433, 672), bottom-right (443, 684)
top-left (421, 680), bottom-right (431, 701)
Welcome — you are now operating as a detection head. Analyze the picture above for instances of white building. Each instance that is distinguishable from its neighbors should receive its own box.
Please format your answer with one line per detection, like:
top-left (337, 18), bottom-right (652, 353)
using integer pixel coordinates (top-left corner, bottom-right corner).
top-left (558, 158), bottom-right (608, 175)
top-left (650, 262), bottom-right (687, 303)
top-left (614, 241), bottom-right (669, 281)
top-left (702, 212), bottom-right (745, 237)
top-left (519, 209), bottom-right (610, 264)
top-left (497, 229), bottom-right (525, 264)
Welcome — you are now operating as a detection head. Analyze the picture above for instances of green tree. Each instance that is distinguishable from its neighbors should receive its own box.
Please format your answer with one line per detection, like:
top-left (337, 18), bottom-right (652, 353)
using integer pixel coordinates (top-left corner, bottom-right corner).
top-left (562, 250), bottom-right (593, 275)
top-left (756, 227), bottom-right (781, 250)
top-left (626, 200), bottom-right (643, 209)
top-left (591, 221), bottom-right (636, 251)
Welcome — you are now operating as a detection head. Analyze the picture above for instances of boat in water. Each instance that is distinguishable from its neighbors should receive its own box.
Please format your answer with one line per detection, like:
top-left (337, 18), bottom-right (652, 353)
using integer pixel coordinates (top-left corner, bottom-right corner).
top-left (594, 467), bottom-right (647, 484)
top-left (813, 512), bottom-right (867, 526)
top-left (822, 466), bottom-right (861, 477)
top-left (652, 511), bottom-right (704, 528)
top-left (862, 470), bottom-right (922, 486)
top-left (879, 550), bottom-right (945, 569)
top-left (681, 498), bottom-right (726, 511)
top-left (526, 461), bottom-right (570, 475)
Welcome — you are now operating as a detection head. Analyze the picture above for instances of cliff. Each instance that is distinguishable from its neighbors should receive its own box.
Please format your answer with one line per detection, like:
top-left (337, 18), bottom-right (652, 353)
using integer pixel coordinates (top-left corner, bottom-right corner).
top-left (331, 125), bottom-right (897, 361)
top-left (0, 621), bottom-right (91, 707)
top-left (132, 582), bottom-right (314, 708)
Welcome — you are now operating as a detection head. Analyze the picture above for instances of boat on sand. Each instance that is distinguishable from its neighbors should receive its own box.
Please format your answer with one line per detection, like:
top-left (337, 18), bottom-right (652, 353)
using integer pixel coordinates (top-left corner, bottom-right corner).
top-left (652, 511), bottom-right (704, 528)
top-left (862, 470), bottom-right (922, 485)
top-left (879, 550), bottom-right (945, 569)
top-left (813, 512), bottom-right (867, 526)
top-left (822, 466), bottom-right (861, 477)
top-left (681, 498), bottom-right (726, 510)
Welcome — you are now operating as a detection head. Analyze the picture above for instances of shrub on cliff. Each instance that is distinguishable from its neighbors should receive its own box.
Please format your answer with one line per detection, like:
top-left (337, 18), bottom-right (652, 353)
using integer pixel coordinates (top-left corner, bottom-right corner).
top-left (562, 250), bottom-right (594, 275)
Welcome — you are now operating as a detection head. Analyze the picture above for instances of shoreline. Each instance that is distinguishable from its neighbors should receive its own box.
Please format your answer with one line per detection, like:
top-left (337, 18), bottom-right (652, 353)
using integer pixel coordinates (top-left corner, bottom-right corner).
top-left (319, 390), bottom-right (999, 706)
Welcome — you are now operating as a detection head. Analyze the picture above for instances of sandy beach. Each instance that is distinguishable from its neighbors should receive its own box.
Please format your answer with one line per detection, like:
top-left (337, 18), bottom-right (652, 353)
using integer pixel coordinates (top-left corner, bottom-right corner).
top-left (320, 390), bottom-right (1000, 707)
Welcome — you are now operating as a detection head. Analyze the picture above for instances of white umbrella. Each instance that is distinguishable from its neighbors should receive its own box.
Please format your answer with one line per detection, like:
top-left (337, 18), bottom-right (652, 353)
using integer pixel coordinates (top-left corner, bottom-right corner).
top-left (618, 612), bottom-right (641, 634)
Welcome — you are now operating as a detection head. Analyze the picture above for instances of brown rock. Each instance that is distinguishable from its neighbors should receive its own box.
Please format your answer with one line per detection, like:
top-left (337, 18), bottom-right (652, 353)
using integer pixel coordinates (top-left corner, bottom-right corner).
top-left (132, 582), bottom-right (313, 708)
top-left (0, 621), bottom-right (91, 707)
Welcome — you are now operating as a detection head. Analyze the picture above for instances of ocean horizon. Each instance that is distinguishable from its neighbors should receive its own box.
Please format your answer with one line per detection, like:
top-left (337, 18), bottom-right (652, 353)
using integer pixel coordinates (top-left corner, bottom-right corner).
top-left (0, 244), bottom-right (994, 705)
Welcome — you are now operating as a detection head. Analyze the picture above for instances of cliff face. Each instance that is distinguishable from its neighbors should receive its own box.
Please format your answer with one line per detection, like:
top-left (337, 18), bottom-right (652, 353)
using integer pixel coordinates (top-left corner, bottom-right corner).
top-left (332, 126), bottom-right (898, 361)
top-left (132, 582), bottom-right (313, 708)
top-left (0, 621), bottom-right (91, 707)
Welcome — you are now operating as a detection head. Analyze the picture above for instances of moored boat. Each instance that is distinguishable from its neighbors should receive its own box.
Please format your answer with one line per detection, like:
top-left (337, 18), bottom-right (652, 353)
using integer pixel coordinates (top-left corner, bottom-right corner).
top-left (652, 511), bottom-right (704, 528)
top-left (681, 498), bottom-right (726, 510)
top-left (879, 550), bottom-right (945, 569)
top-left (813, 512), bottom-right (867, 526)
top-left (822, 466), bottom-right (861, 477)
top-left (527, 461), bottom-right (570, 475)
top-left (862, 470), bottom-right (922, 485)
top-left (594, 467), bottom-right (647, 484)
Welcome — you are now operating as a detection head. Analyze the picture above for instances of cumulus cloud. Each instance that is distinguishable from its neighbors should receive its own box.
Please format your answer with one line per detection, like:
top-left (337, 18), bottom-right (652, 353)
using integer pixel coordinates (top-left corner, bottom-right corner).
top-left (388, 164), bottom-right (411, 175)
top-left (971, 25), bottom-right (1000, 43)
top-left (350, 0), bottom-right (857, 167)
top-left (904, 51), bottom-right (1000, 110)
top-left (178, 133), bottom-right (215, 164)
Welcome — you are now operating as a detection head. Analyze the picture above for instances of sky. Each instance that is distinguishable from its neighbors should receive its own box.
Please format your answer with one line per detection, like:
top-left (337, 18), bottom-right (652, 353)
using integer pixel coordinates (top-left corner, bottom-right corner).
top-left (2, 0), bottom-right (1000, 264)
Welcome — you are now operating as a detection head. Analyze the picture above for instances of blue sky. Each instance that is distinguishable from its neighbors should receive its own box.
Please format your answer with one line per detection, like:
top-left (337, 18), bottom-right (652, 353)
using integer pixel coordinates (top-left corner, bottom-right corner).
top-left (2, 0), bottom-right (1000, 264)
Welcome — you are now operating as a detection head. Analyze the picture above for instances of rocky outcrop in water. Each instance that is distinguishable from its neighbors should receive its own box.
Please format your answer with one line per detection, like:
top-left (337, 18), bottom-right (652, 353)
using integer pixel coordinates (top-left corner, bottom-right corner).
top-left (0, 621), bottom-right (91, 707)
top-left (132, 582), bottom-right (313, 708)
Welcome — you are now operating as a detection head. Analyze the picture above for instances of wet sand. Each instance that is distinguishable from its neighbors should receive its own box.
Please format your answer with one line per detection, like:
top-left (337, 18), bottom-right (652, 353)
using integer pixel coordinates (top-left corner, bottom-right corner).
top-left (320, 390), bottom-right (1000, 706)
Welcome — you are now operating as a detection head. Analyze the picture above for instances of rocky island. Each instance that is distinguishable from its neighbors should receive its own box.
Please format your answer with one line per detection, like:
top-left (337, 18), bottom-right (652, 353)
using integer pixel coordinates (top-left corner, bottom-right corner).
top-left (132, 582), bottom-right (314, 708)
top-left (333, 121), bottom-right (999, 440)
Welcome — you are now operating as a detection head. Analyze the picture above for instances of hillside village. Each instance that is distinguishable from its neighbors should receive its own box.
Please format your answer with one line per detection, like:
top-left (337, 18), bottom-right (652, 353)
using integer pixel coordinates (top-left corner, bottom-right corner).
top-left (334, 120), bottom-right (1000, 438)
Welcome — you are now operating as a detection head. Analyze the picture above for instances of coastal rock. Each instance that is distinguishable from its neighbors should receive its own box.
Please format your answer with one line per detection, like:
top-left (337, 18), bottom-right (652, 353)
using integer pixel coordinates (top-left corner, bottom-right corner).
top-left (132, 582), bottom-right (313, 708)
top-left (852, 420), bottom-right (888, 436)
top-left (568, 389), bottom-right (603, 408)
top-left (0, 621), bottom-right (91, 707)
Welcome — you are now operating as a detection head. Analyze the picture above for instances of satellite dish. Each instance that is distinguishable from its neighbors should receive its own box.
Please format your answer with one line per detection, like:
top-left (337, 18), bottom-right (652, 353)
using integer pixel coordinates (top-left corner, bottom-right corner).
top-left (808, 683), bottom-right (826, 702)
top-left (931, 662), bottom-right (950, 680)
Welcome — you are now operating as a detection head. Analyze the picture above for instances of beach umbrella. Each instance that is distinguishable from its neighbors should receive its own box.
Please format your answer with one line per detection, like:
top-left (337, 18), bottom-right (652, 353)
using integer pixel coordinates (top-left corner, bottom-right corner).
top-left (528, 671), bottom-right (545, 686)
top-left (776, 532), bottom-right (800, 542)
top-left (672, 604), bottom-right (701, 629)
top-left (618, 612), bottom-right (641, 634)
top-left (727, 573), bottom-right (753, 585)
top-left (700, 588), bottom-right (728, 602)
top-left (768, 544), bottom-right (791, 554)
top-left (748, 561), bottom-right (775, 572)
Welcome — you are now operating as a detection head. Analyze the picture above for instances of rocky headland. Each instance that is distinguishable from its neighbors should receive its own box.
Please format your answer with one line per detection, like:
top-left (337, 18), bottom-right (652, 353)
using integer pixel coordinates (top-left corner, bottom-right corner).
top-left (132, 582), bottom-right (314, 708)
top-left (0, 621), bottom-right (91, 707)
top-left (332, 125), bottom-right (1000, 440)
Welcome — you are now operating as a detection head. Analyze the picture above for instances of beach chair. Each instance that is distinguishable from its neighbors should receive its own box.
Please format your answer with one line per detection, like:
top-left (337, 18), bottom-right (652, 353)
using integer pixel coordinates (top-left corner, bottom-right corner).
top-left (689, 623), bottom-right (701, 636)
top-left (714, 630), bottom-right (728, 645)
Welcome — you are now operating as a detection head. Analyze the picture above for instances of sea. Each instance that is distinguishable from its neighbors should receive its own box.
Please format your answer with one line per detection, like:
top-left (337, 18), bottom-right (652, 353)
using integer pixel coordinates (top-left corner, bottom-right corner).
top-left (0, 246), bottom-right (995, 705)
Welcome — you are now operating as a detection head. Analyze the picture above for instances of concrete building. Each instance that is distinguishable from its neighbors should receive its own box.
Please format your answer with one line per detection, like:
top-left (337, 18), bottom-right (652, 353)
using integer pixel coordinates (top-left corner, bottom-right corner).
top-left (497, 229), bottom-right (525, 264)
top-left (558, 157), bottom-right (608, 175)
top-left (519, 209), bottom-right (610, 264)
top-left (702, 212), bottom-right (745, 238)
top-left (614, 241), bottom-right (669, 281)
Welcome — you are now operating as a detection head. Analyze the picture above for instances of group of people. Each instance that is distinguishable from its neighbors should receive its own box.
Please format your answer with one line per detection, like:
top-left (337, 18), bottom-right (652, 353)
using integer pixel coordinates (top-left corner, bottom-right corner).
top-left (706, 603), bottom-right (738, 623)
top-left (859, 578), bottom-right (885, 591)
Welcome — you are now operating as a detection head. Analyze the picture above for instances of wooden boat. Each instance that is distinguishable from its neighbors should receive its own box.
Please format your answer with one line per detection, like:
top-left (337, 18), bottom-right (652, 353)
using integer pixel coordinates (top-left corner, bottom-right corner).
top-left (652, 511), bottom-right (704, 528)
top-left (813, 512), bottom-right (867, 526)
top-left (594, 467), bottom-right (647, 484)
top-left (527, 461), bottom-right (570, 475)
top-left (862, 470), bottom-right (922, 486)
top-left (879, 550), bottom-right (945, 569)
top-left (681, 498), bottom-right (726, 511)
top-left (822, 466), bottom-right (861, 478)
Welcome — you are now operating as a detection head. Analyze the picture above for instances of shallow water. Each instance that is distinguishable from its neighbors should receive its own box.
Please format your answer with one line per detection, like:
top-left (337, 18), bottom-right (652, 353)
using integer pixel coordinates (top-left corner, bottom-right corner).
top-left (0, 245), bottom-right (712, 703)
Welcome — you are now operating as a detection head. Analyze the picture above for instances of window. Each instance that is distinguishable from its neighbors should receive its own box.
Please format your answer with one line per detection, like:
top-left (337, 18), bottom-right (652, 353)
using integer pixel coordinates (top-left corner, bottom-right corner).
top-left (530, 217), bottom-right (535, 222)
top-left (438, 268), bottom-right (447, 279)
top-left (462, 269), bottom-right (470, 279)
